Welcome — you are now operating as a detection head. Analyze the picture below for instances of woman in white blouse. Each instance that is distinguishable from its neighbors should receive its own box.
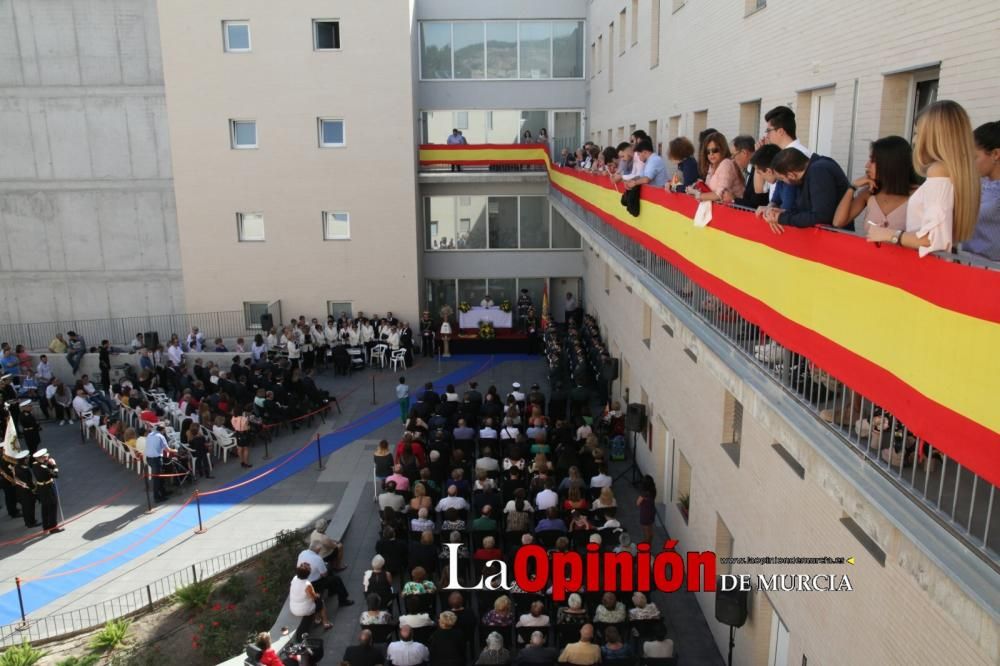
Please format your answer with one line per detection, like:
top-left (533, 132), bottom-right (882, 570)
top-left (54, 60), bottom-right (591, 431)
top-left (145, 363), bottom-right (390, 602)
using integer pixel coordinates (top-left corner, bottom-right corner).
top-left (867, 100), bottom-right (980, 255)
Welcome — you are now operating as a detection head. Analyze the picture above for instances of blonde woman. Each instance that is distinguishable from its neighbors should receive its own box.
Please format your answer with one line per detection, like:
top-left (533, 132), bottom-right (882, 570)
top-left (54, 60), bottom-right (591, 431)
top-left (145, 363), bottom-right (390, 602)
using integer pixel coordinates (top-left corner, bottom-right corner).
top-left (593, 486), bottom-right (617, 511)
top-left (408, 482), bottom-right (433, 513)
top-left (867, 100), bottom-right (979, 255)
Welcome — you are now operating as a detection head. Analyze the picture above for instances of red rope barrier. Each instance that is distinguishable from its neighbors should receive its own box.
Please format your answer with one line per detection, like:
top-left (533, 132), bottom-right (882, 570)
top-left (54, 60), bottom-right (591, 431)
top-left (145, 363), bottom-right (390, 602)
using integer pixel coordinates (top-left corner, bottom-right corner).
top-left (0, 482), bottom-right (136, 548)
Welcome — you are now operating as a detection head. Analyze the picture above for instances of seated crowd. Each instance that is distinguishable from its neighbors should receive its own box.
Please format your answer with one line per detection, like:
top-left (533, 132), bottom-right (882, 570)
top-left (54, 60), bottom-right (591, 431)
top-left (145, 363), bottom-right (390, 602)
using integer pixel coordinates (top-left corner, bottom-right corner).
top-left (338, 378), bottom-right (674, 665)
top-left (556, 104), bottom-right (999, 262)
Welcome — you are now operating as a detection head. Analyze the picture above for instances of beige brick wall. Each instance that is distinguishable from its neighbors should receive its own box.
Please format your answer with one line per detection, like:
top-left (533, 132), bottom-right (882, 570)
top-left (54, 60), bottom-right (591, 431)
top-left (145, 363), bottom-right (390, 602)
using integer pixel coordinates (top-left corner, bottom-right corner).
top-left (577, 238), bottom-right (997, 665)
top-left (586, 0), bottom-right (1000, 178)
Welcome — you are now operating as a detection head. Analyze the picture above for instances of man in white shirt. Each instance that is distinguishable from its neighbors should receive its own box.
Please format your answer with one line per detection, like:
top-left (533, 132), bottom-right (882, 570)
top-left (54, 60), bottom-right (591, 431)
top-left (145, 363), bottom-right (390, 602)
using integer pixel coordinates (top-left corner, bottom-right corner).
top-left (534, 481), bottom-right (559, 511)
top-left (590, 465), bottom-right (612, 489)
top-left (166, 341), bottom-right (183, 367)
top-left (297, 542), bottom-right (353, 605)
top-left (378, 481), bottom-right (406, 512)
top-left (508, 382), bottom-right (526, 404)
top-left (35, 356), bottom-right (53, 385)
top-left (475, 447), bottom-right (499, 473)
top-left (435, 485), bottom-right (469, 513)
top-left (145, 425), bottom-right (170, 502)
top-left (186, 327), bottom-right (204, 352)
top-left (386, 625), bottom-right (430, 665)
top-left (130, 333), bottom-right (145, 352)
top-left (71, 390), bottom-right (94, 418)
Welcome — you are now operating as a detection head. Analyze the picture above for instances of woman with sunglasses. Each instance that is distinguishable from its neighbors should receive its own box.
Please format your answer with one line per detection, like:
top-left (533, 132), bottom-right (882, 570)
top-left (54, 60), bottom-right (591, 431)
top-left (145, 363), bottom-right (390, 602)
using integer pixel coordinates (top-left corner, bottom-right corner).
top-left (688, 131), bottom-right (745, 202)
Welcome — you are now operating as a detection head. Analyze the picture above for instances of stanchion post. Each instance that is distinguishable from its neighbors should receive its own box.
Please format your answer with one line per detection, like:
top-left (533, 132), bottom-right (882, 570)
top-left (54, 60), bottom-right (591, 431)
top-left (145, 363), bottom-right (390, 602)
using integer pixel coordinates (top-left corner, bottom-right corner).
top-left (14, 577), bottom-right (28, 630)
top-left (263, 432), bottom-right (271, 460)
top-left (193, 490), bottom-right (206, 534)
top-left (143, 474), bottom-right (153, 514)
top-left (437, 349), bottom-right (441, 374)
top-left (315, 433), bottom-right (324, 470)
top-left (371, 375), bottom-right (376, 405)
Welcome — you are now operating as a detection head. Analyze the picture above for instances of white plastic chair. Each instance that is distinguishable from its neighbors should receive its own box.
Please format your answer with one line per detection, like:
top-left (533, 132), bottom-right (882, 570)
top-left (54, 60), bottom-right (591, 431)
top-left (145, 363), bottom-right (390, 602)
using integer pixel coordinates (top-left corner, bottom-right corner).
top-left (370, 344), bottom-right (388, 369)
top-left (390, 349), bottom-right (406, 372)
top-left (213, 428), bottom-right (237, 463)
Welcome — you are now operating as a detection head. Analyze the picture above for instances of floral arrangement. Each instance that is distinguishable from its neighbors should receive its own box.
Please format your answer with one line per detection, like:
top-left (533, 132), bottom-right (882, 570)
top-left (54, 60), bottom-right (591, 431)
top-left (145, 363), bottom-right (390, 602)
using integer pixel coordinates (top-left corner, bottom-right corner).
top-left (499, 300), bottom-right (512, 313)
top-left (478, 320), bottom-right (496, 340)
top-left (458, 301), bottom-right (471, 313)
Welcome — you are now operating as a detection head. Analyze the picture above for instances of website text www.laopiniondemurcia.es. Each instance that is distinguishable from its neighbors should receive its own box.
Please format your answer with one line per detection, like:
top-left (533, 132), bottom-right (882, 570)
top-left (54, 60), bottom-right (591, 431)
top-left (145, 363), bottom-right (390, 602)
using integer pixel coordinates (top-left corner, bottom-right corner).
top-left (443, 539), bottom-right (717, 601)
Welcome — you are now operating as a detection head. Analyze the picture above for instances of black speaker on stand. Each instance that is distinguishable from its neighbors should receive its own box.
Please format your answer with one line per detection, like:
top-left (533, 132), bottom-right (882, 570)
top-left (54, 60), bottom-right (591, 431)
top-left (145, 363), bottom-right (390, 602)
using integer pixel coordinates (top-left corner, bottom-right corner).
top-left (259, 313), bottom-right (274, 332)
top-left (614, 403), bottom-right (646, 485)
top-left (715, 579), bottom-right (748, 666)
top-left (143, 331), bottom-right (159, 350)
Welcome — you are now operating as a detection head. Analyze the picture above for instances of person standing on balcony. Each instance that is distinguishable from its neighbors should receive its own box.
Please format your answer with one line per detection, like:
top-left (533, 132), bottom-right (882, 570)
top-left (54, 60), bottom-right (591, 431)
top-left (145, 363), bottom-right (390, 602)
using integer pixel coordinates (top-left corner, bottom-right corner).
top-left (762, 148), bottom-right (851, 233)
top-left (963, 121), bottom-right (1000, 261)
top-left (624, 140), bottom-right (668, 189)
top-left (832, 135), bottom-right (920, 235)
top-left (866, 100), bottom-right (979, 256)
top-left (760, 106), bottom-right (811, 211)
top-left (447, 128), bottom-right (465, 173)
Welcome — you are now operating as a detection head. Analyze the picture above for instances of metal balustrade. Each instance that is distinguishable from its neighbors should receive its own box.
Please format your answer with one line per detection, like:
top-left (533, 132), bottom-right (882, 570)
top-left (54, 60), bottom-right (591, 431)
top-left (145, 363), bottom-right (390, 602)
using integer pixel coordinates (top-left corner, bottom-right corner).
top-left (550, 187), bottom-right (999, 567)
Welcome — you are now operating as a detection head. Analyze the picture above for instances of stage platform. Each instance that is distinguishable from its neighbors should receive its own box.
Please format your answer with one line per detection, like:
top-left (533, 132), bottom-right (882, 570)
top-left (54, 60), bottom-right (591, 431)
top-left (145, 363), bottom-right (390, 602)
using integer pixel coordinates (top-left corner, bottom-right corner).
top-left (449, 328), bottom-right (536, 355)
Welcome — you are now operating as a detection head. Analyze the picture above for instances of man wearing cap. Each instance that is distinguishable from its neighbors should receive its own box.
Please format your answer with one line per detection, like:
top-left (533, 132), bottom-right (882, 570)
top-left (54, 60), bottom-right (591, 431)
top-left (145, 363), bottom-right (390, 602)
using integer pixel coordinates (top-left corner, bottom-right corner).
top-left (0, 446), bottom-right (22, 519)
top-left (18, 401), bottom-right (41, 457)
top-left (509, 382), bottom-right (526, 406)
top-left (32, 449), bottom-right (61, 533)
top-left (13, 450), bottom-right (38, 527)
top-left (145, 424), bottom-right (170, 502)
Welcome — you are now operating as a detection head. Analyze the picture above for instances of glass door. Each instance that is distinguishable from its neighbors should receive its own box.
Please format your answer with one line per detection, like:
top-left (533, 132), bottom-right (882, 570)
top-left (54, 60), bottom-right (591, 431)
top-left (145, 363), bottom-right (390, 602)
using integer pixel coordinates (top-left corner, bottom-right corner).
top-left (552, 111), bottom-right (582, 160)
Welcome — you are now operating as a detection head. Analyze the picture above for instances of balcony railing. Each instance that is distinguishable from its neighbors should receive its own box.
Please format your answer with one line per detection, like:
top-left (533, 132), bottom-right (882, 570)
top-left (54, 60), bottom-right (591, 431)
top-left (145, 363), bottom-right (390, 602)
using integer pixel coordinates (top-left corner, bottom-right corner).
top-left (420, 143), bottom-right (1000, 565)
top-left (418, 143), bottom-right (548, 172)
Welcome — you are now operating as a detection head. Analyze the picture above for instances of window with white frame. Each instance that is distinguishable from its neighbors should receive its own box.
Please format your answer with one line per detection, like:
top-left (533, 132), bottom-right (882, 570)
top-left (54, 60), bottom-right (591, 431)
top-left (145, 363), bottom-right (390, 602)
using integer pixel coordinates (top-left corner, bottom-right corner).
top-left (323, 212), bottom-right (350, 240)
top-left (223, 21), bottom-right (251, 52)
top-left (243, 302), bottom-right (269, 329)
top-left (237, 213), bottom-right (265, 241)
top-left (313, 20), bottom-right (340, 50)
top-left (230, 120), bottom-right (257, 148)
top-left (318, 118), bottom-right (345, 147)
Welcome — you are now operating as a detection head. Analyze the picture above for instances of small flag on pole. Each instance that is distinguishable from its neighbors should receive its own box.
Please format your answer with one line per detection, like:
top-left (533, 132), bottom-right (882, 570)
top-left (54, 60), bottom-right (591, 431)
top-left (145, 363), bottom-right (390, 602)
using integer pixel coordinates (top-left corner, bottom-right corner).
top-left (2, 413), bottom-right (19, 452)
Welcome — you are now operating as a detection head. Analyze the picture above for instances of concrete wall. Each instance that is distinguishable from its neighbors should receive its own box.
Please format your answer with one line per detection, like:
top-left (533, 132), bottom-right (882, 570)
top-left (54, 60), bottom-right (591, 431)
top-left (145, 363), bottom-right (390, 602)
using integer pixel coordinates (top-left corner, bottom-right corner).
top-left (0, 0), bottom-right (184, 324)
top-left (586, 0), bottom-right (1000, 179)
top-left (557, 197), bottom-right (999, 666)
top-left (156, 0), bottom-right (420, 324)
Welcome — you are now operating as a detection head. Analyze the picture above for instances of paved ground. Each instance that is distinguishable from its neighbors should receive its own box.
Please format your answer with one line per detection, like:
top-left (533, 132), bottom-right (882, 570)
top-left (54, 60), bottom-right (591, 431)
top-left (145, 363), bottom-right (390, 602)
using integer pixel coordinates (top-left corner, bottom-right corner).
top-left (0, 352), bottom-right (723, 664)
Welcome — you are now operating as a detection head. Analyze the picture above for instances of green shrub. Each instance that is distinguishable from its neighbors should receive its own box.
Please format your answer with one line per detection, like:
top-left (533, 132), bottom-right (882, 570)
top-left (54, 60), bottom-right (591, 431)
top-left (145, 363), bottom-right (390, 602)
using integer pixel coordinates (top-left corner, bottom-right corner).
top-left (88, 618), bottom-right (132, 652)
top-left (0, 642), bottom-right (45, 666)
top-left (218, 573), bottom-right (248, 603)
top-left (173, 579), bottom-right (213, 610)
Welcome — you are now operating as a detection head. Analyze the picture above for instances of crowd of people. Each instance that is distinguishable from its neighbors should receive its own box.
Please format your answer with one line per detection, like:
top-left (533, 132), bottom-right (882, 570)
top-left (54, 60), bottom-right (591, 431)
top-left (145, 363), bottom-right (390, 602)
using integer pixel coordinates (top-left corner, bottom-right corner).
top-left (321, 376), bottom-right (669, 665)
top-left (556, 103), bottom-right (999, 261)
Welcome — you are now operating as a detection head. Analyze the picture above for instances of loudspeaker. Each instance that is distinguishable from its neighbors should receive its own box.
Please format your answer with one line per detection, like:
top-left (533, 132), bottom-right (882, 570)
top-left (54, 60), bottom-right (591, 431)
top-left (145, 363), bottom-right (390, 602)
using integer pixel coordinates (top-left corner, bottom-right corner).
top-left (715, 585), bottom-right (748, 628)
top-left (259, 313), bottom-right (274, 332)
top-left (143, 331), bottom-right (159, 350)
top-left (602, 357), bottom-right (619, 382)
top-left (625, 403), bottom-right (647, 432)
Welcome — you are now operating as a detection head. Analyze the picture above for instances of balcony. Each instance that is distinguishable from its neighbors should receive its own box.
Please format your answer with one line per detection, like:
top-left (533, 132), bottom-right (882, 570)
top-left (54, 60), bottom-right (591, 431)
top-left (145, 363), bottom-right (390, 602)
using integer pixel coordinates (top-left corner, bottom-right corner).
top-left (418, 143), bottom-right (550, 185)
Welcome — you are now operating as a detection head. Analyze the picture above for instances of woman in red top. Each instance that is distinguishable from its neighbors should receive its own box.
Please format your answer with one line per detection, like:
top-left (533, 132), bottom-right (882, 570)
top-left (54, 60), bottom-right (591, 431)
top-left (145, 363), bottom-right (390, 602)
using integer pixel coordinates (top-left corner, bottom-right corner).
top-left (254, 632), bottom-right (283, 666)
top-left (473, 535), bottom-right (503, 562)
top-left (394, 435), bottom-right (426, 467)
top-left (562, 487), bottom-right (590, 512)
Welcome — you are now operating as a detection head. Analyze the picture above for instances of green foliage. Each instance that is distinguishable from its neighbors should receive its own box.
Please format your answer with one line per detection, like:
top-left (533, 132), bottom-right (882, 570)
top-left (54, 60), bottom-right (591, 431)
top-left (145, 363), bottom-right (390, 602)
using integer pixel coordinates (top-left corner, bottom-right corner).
top-left (217, 573), bottom-right (248, 603)
top-left (105, 645), bottom-right (165, 666)
top-left (173, 579), bottom-right (213, 611)
top-left (55, 655), bottom-right (100, 666)
top-left (0, 642), bottom-right (45, 666)
top-left (88, 618), bottom-right (132, 652)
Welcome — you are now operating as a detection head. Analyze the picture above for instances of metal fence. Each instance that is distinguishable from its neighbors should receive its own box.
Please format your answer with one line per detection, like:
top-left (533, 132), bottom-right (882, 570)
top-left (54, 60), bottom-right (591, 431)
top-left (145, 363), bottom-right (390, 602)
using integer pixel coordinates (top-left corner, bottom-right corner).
top-left (551, 188), bottom-right (999, 566)
top-left (0, 302), bottom-right (284, 352)
top-left (0, 536), bottom-right (278, 648)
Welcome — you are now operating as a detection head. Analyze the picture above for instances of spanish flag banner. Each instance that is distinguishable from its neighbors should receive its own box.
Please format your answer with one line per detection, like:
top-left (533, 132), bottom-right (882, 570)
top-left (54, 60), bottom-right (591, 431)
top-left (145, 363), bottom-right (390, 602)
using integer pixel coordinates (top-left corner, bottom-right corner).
top-left (419, 144), bottom-right (1000, 486)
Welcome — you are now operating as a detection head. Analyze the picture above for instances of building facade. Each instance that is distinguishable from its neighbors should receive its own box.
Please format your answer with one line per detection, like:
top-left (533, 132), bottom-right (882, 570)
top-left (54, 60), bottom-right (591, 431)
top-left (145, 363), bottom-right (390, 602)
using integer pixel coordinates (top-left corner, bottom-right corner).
top-left (0, 0), bottom-right (184, 324)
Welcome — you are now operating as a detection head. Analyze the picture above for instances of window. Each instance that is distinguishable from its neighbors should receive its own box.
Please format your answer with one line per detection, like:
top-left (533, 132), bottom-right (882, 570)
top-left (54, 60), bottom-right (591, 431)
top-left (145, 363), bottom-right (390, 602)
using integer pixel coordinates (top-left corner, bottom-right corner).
top-left (597, 35), bottom-right (603, 72)
top-left (675, 450), bottom-right (691, 523)
top-left (618, 9), bottom-right (626, 54)
top-left (453, 22), bottom-right (485, 78)
top-left (607, 23), bottom-right (614, 90)
top-left (745, 0), bottom-right (767, 16)
top-left (878, 66), bottom-right (939, 140)
top-left (326, 302), bottom-right (352, 319)
top-left (237, 213), bottom-right (265, 242)
top-left (650, 0), bottom-right (660, 67)
top-left (715, 515), bottom-right (734, 575)
top-left (230, 120), bottom-right (257, 149)
top-left (454, 111), bottom-right (469, 130)
top-left (648, 120), bottom-right (658, 149)
top-left (631, 0), bottom-right (639, 45)
top-left (910, 76), bottom-right (939, 140)
top-left (590, 42), bottom-right (596, 78)
top-left (519, 22), bottom-right (551, 78)
top-left (420, 22), bottom-right (452, 79)
top-left (668, 114), bottom-right (680, 139)
top-left (487, 197), bottom-right (518, 248)
top-left (739, 100), bottom-right (762, 137)
top-left (322, 211), bottom-right (350, 240)
top-left (692, 110), bottom-right (708, 140)
top-left (318, 118), bottom-right (345, 147)
top-left (313, 20), bottom-right (340, 50)
top-left (642, 303), bottom-right (652, 348)
top-left (486, 23), bottom-right (518, 78)
top-left (551, 206), bottom-right (582, 248)
top-left (419, 21), bottom-right (583, 80)
top-left (721, 391), bottom-right (743, 466)
top-left (223, 21), bottom-right (250, 52)
top-left (243, 302), bottom-right (269, 329)
top-left (519, 196), bottom-right (550, 248)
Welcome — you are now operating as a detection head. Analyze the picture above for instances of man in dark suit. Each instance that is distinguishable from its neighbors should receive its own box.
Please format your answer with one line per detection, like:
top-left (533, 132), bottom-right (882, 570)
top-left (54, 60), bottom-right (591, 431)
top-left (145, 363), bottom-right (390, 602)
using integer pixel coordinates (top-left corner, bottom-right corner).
top-left (341, 629), bottom-right (384, 666)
